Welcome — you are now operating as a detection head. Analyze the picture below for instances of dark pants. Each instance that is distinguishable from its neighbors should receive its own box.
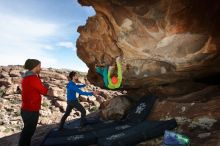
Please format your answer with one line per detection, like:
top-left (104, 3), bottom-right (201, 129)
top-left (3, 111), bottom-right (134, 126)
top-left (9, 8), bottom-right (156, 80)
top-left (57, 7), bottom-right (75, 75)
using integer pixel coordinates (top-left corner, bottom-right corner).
top-left (19, 110), bottom-right (39, 146)
top-left (59, 100), bottom-right (86, 129)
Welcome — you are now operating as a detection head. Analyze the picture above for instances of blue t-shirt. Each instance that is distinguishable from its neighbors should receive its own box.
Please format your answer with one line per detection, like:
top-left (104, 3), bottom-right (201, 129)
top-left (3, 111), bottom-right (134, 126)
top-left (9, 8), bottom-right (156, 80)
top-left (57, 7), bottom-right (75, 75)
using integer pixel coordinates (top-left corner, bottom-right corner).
top-left (66, 81), bottom-right (93, 101)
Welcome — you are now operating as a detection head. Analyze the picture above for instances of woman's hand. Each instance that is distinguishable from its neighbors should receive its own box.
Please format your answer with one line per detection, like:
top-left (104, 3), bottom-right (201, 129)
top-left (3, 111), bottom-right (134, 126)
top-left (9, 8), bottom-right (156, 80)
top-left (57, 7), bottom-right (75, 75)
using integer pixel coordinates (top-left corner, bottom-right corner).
top-left (116, 56), bottom-right (121, 62)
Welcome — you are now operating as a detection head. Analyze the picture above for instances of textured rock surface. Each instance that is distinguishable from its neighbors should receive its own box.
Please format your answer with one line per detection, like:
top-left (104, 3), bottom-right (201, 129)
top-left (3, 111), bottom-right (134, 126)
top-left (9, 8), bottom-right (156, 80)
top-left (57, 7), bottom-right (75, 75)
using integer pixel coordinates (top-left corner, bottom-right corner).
top-left (77, 0), bottom-right (220, 145)
top-left (77, 0), bottom-right (220, 88)
top-left (101, 95), bottom-right (131, 120)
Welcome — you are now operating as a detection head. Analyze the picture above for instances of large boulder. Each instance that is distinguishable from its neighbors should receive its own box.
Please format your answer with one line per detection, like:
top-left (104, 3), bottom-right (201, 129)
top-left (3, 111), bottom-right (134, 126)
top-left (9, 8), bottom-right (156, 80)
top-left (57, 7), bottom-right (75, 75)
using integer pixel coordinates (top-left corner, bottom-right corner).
top-left (101, 96), bottom-right (131, 120)
top-left (47, 86), bottom-right (65, 100)
top-left (77, 0), bottom-right (220, 145)
top-left (77, 0), bottom-right (220, 89)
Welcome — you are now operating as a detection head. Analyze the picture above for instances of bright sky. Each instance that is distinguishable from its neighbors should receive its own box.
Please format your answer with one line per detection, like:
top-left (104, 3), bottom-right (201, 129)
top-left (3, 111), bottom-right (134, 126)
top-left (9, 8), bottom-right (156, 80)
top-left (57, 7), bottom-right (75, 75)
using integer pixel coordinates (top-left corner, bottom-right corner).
top-left (0, 0), bottom-right (95, 72)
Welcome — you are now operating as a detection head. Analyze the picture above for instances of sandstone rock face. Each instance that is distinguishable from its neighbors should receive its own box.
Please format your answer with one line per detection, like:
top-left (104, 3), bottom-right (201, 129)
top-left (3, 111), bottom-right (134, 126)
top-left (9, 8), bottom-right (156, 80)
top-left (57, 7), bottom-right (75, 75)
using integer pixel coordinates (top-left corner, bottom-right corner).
top-left (77, 0), bottom-right (220, 145)
top-left (77, 0), bottom-right (220, 88)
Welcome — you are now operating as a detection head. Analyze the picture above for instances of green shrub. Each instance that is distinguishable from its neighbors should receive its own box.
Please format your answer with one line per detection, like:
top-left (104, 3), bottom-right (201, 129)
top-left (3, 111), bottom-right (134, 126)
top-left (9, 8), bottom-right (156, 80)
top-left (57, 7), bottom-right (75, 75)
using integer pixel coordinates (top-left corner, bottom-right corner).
top-left (10, 98), bottom-right (20, 104)
top-left (4, 128), bottom-right (11, 133)
top-left (90, 106), bottom-right (98, 112)
top-left (0, 89), bottom-right (6, 97)
top-left (42, 102), bottom-right (49, 107)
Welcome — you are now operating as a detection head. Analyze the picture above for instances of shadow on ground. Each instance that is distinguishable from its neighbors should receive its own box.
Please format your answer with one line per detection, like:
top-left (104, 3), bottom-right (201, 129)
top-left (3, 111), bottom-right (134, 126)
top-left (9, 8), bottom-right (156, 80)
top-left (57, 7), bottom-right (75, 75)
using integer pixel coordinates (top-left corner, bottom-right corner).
top-left (0, 123), bottom-right (58, 146)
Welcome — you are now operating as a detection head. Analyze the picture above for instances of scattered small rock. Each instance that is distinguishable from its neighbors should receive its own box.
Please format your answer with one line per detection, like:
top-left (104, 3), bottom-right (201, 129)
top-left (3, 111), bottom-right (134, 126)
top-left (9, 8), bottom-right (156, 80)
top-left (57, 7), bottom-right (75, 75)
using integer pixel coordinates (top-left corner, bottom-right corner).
top-left (198, 132), bottom-right (211, 138)
top-left (189, 116), bottom-right (217, 130)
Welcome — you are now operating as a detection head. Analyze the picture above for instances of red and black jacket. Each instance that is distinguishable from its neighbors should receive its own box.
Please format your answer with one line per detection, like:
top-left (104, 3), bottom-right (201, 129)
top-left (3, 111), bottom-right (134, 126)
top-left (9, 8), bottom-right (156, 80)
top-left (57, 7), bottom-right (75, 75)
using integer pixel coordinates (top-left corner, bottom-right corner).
top-left (21, 71), bottom-right (48, 111)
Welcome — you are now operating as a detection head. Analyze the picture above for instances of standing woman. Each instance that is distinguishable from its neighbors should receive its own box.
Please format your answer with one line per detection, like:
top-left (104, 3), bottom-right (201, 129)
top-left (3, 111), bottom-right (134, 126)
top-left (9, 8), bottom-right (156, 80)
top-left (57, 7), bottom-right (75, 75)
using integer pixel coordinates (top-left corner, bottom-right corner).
top-left (19, 59), bottom-right (49, 146)
top-left (58, 71), bottom-right (98, 130)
